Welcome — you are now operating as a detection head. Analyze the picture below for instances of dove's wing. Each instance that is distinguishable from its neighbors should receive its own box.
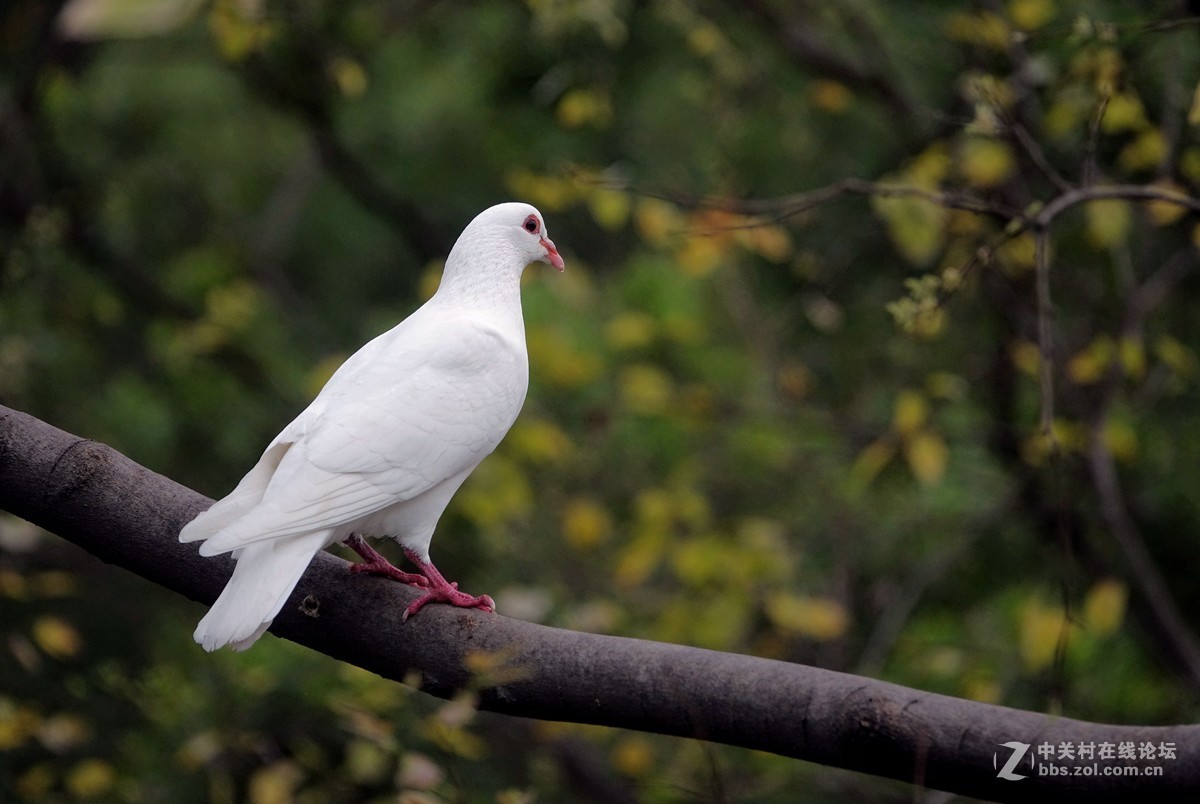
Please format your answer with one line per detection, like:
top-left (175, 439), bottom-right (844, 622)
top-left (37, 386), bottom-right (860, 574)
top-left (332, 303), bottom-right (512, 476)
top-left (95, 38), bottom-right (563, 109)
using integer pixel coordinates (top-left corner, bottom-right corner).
top-left (197, 314), bottom-right (527, 556)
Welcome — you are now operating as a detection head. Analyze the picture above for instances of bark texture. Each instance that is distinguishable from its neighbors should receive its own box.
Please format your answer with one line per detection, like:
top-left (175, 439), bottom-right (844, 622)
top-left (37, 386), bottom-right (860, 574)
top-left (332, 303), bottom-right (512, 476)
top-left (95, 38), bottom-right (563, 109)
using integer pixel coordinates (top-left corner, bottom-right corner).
top-left (1, 404), bottom-right (1196, 801)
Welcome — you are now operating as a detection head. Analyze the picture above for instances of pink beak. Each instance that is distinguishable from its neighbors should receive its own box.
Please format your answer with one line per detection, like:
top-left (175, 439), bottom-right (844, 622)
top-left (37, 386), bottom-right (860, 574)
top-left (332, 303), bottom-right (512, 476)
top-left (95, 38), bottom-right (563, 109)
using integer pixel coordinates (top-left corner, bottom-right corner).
top-left (540, 236), bottom-right (565, 271)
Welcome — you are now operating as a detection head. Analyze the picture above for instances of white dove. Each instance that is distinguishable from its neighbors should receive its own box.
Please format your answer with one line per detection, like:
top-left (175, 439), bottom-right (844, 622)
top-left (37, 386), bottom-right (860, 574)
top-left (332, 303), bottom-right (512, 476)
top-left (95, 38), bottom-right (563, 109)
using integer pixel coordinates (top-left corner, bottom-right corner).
top-left (179, 202), bottom-right (564, 651)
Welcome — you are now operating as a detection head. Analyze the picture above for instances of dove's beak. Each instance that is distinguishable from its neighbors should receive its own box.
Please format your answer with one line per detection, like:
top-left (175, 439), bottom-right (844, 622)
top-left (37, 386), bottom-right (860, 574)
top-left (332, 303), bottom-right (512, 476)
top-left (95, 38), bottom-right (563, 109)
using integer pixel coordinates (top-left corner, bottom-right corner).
top-left (540, 237), bottom-right (565, 271)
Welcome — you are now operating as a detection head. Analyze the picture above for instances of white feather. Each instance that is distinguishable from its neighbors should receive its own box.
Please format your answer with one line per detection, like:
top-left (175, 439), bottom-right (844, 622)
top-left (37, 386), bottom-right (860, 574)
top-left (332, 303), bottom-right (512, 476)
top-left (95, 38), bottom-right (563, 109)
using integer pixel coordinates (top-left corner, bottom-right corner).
top-left (181, 202), bottom-right (560, 650)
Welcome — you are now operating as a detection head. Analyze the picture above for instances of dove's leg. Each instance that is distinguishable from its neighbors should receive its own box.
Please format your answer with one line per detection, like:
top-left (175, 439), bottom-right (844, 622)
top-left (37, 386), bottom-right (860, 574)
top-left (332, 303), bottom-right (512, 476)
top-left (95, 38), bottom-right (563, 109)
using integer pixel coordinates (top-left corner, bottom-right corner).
top-left (400, 548), bottom-right (495, 621)
top-left (344, 534), bottom-right (430, 588)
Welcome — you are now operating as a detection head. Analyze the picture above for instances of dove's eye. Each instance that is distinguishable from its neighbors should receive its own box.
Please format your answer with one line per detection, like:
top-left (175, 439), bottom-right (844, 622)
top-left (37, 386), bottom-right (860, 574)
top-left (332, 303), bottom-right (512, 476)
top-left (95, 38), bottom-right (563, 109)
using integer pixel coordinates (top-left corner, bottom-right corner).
top-left (523, 215), bottom-right (540, 234)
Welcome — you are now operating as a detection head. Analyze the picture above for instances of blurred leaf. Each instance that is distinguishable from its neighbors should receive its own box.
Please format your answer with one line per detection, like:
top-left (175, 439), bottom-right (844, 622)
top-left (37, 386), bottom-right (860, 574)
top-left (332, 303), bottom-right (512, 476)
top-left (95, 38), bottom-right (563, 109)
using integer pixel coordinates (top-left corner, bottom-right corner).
top-left (1008, 0), bottom-right (1056, 31)
top-left (1085, 198), bottom-right (1132, 249)
top-left (904, 430), bottom-right (949, 485)
top-left (1018, 598), bottom-right (1067, 672)
top-left (945, 11), bottom-right (1011, 50)
top-left (1143, 180), bottom-right (1190, 226)
top-left (65, 758), bottom-right (118, 799)
top-left (562, 496), bottom-right (612, 551)
top-left (618, 364), bottom-right (674, 415)
top-left (892, 389), bottom-right (929, 436)
top-left (958, 137), bottom-right (1016, 188)
top-left (587, 188), bottom-right (630, 230)
top-left (397, 752), bottom-right (444, 791)
top-left (58, 0), bottom-right (202, 40)
top-left (611, 735), bottom-right (656, 777)
top-left (1100, 92), bottom-right (1147, 133)
top-left (764, 593), bottom-right (849, 640)
top-left (1067, 336), bottom-right (1113, 384)
top-left (1084, 579), bottom-right (1127, 636)
top-left (248, 760), bottom-right (304, 804)
top-left (32, 616), bottom-right (83, 659)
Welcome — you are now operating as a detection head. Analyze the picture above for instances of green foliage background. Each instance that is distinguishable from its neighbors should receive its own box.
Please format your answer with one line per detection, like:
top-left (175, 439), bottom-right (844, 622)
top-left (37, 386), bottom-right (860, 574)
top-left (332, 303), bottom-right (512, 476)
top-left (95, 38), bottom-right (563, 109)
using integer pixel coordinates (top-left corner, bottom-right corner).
top-left (2, 0), bottom-right (1200, 800)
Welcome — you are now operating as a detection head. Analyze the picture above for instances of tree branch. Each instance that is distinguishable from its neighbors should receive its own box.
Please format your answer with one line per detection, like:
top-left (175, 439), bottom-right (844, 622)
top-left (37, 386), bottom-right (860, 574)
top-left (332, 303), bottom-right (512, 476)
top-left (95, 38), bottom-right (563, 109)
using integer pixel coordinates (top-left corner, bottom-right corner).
top-left (1, 404), bottom-right (1198, 801)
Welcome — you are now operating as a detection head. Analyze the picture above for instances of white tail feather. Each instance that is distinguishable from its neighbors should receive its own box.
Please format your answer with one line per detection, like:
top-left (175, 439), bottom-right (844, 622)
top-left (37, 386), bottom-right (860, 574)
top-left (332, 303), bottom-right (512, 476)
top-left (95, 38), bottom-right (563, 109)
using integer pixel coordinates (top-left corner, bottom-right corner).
top-left (179, 442), bottom-right (292, 544)
top-left (193, 530), bottom-right (330, 651)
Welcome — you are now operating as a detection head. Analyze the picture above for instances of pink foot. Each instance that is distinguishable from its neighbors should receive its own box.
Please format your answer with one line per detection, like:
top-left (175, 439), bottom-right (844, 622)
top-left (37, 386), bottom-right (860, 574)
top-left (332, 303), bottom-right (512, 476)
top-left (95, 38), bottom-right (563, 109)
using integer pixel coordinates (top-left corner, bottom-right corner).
top-left (343, 534), bottom-right (429, 588)
top-left (400, 547), bottom-right (495, 622)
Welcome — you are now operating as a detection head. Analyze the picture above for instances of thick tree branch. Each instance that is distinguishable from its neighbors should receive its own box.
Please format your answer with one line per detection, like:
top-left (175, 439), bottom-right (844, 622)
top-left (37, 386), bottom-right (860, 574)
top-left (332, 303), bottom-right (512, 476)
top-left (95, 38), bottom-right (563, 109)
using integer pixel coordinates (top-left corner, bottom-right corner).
top-left (1, 404), bottom-right (1198, 801)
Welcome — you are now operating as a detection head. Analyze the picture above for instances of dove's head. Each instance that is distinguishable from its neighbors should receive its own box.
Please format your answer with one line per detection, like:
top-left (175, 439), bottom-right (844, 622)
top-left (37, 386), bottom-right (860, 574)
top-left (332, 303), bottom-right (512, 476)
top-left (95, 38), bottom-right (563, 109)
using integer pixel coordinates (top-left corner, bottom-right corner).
top-left (461, 202), bottom-right (565, 273)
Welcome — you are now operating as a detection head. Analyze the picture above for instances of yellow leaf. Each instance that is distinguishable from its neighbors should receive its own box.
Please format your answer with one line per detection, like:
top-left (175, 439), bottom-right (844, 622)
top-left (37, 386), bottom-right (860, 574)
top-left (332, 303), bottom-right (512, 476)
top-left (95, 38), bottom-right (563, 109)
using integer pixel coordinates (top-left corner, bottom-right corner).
top-left (556, 88), bottom-right (612, 129)
top-left (1144, 179), bottom-right (1190, 227)
top-left (959, 137), bottom-right (1016, 188)
top-left (587, 188), bottom-right (630, 231)
top-left (945, 11), bottom-right (1011, 50)
top-left (764, 592), bottom-right (849, 640)
top-left (207, 0), bottom-right (272, 61)
top-left (1181, 147), bottom-right (1200, 185)
top-left (612, 736), bottom-right (655, 776)
top-left (904, 430), bottom-right (949, 485)
top-left (1155, 335), bottom-right (1198, 377)
top-left (872, 190), bottom-right (946, 266)
top-left (810, 79), bottom-right (852, 113)
top-left (892, 389), bottom-right (929, 435)
top-left (562, 497), bottom-right (612, 551)
top-left (1007, 0), bottom-right (1055, 31)
top-left (996, 232), bottom-right (1038, 275)
top-left (1102, 418), bottom-right (1138, 462)
top-left (32, 616), bottom-right (82, 659)
top-left (504, 169), bottom-right (577, 211)
top-left (1066, 337), bottom-right (1113, 384)
top-left (618, 364), bottom-right (674, 414)
top-left (1019, 599), bottom-right (1067, 672)
top-left (962, 677), bottom-right (1003, 704)
top-left (330, 56), bottom-right (368, 99)
top-left (739, 224), bottom-right (793, 263)
top-left (1085, 198), bottom-right (1132, 249)
top-left (346, 739), bottom-right (390, 784)
top-left (1084, 579), bottom-right (1127, 636)
top-left (634, 198), bottom-right (683, 246)
top-left (685, 22), bottom-right (724, 57)
top-left (1117, 128), bottom-right (1165, 173)
top-left (1010, 340), bottom-right (1041, 376)
top-left (675, 236), bottom-right (725, 277)
top-left (0, 700), bottom-right (40, 750)
top-left (1118, 336), bottom-right (1145, 378)
top-left (849, 439), bottom-right (896, 487)
top-left (605, 311), bottom-right (657, 350)
top-left (508, 419), bottom-right (572, 464)
top-left (527, 333), bottom-right (602, 389)
top-left (614, 532), bottom-right (665, 589)
top-left (1188, 79), bottom-right (1200, 127)
top-left (249, 761), bottom-right (303, 804)
top-left (66, 759), bottom-right (117, 799)
top-left (1100, 92), bottom-right (1148, 133)
top-left (1044, 96), bottom-right (1086, 141)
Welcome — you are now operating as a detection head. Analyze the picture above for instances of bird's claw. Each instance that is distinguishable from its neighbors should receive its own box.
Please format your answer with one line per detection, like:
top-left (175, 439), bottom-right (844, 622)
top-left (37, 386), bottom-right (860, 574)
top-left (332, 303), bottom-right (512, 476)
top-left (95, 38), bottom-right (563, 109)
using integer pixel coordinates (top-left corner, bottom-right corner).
top-left (402, 589), bottom-right (496, 622)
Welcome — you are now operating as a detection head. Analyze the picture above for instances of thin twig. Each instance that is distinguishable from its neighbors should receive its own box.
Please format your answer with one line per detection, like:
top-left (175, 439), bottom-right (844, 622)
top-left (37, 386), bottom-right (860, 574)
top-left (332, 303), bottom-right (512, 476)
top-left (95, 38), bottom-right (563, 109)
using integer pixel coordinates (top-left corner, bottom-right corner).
top-left (1082, 91), bottom-right (1110, 188)
top-left (1010, 121), bottom-right (1074, 194)
top-left (1087, 433), bottom-right (1200, 691)
top-left (1034, 229), bottom-right (1056, 441)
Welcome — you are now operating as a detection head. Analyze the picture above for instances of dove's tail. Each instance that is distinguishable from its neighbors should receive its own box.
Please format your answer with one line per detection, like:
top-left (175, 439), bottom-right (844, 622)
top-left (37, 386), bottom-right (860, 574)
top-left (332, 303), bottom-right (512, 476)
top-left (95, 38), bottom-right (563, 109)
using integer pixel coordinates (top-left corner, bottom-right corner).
top-left (194, 530), bottom-right (331, 652)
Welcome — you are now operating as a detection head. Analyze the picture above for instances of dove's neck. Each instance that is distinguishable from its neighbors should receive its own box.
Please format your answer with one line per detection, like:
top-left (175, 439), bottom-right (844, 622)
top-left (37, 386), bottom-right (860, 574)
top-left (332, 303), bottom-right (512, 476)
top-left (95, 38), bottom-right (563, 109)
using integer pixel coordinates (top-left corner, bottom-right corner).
top-left (433, 234), bottom-right (528, 324)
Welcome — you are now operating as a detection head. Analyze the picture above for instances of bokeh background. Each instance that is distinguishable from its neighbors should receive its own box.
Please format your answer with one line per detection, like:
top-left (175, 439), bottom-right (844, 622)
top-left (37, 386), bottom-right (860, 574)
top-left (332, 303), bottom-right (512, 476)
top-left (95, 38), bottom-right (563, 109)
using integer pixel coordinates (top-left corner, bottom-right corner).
top-left (3, 0), bottom-right (1200, 800)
